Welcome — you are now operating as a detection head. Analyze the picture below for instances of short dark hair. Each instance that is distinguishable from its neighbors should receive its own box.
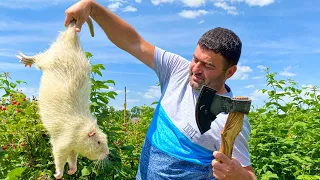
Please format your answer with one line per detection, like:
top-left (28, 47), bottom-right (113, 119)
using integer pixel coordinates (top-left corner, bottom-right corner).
top-left (197, 27), bottom-right (242, 68)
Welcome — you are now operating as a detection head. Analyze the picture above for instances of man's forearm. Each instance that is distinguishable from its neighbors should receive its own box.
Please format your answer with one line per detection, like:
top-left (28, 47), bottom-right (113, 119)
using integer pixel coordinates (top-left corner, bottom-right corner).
top-left (90, 0), bottom-right (142, 53)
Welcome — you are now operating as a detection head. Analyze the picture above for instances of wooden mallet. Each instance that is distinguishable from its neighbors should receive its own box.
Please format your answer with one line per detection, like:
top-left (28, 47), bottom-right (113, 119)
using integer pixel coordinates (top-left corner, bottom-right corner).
top-left (195, 85), bottom-right (251, 159)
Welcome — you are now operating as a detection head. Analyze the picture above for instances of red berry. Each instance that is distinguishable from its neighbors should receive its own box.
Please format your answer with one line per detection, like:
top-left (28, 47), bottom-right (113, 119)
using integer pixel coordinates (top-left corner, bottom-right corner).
top-left (2, 107), bottom-right (6, 111)
top-left (20, 142), bottom-right (25, 146)
top-left (1, 146), bottom-right (6, 150)
top-left (9, 94), bottom-right (12, 96)
top-left (12, 101), bottom-right (17, 105)
top-left (17, 109), bottom-right (21, 113)
top-left (17, 102), bottom-right (20, 106)
top-left (22, 98), bottom-right (26, 101)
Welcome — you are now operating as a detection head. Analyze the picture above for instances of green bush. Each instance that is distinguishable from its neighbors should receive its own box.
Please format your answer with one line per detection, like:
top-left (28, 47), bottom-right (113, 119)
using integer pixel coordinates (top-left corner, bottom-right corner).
top-left (248, 67), bottom-right (320, 180)
top-left (0, 52), bottom-right (154, 180)
top-left (1, 57), bottom-right (319, 179)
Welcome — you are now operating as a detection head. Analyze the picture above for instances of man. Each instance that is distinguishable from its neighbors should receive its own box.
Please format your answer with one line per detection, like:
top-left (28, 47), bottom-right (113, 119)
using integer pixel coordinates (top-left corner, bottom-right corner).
top-left (64, 0), bottom-right (257, 179)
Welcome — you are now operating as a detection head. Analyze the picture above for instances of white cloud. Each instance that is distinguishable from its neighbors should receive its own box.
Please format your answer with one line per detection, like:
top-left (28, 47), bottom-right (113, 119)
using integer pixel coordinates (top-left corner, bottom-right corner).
top-left (127, 99), bottom-right (140, 103)
top-left (214, 2), bottom-right (238, 15)
top-left (230, 64), bottom-right (253, 80)
top-left (140, 86), bottom-right (161, 99)
top-left (237, 0), bottom-right (275, 7)
top-left (280, 66), bottom-right (296, 77)
top-left (0, 62), bottom-right (36, 70)
top-left (108, 0), bottom-right (127, 2)
top-left (135, 0), bottom-right (142, 3)
top-left (280, 71), bottom-right (295, 77)
top-left (151, 0), bottom-right (174, 5)
top-left (0, 19), bottom-right (55, 31)
top-left (257, 65), bottom-right (267, 70)
top-left (249, 83), bottom-right (320, 109)
top-left (92, 53), bottom-right (143, 64)
top-left (122, 6), bottom-right (137, 12)
top-left (198, 20), bottom-right (204, 24)
top-left (16, 87), bottom-right (39, 99)
top-left (108, 2), bottom-right (123, 11)
top-left (0, 49), bottom-right (17, 58)
top-left (104, 71), bottom-right (149, 75)
top-left (0, 0), bottom-right (72, 9)
top-left (248, 89), bottom-right (269, 107)
top-left (0, 20), bottom-right (61, 32)
top-left (245, 85), bottom-right (255, 88)
top-left (301, 84), bottom-right (320, 97)
top-left (0, 35), bottom-right (51, 45)
top-left (182, 0), bottom-right (206, 8)
top-left (252, 76), bottom-right (264, 79)
top-left (178, 10), bottom-right (209, 19)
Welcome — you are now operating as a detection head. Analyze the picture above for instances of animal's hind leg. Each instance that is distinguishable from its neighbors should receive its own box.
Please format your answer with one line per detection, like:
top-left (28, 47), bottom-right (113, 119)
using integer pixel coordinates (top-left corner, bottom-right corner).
top-left (16, 51), bottom-right (37, 68)
top-left (67, 151), bottom-right (78, 175)
top-left (52, 147), bottom-right (68, 179)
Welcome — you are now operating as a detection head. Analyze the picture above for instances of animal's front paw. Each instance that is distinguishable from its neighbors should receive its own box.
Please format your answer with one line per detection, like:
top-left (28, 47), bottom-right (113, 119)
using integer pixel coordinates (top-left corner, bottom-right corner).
top-left (16, 51), bottom-right (35, 67)
top-left (68, 167), bottom-right (77, 175)
top-left (54, 171), bottom-right (63, 179)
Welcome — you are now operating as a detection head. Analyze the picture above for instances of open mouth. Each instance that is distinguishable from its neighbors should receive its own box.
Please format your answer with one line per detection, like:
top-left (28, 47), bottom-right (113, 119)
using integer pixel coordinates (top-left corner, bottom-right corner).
top-left (192, 74), bottom-right (203, 83)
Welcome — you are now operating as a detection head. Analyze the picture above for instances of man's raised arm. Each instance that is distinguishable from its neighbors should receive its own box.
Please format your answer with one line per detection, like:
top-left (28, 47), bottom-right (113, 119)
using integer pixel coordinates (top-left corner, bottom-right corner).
top-left (64, 0), bottom-right (155, 69)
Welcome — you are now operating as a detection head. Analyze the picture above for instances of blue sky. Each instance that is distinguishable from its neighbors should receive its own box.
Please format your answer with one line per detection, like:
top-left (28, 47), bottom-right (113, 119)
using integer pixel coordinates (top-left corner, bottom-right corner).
top-left (0, 0), bottom-right (319, 110)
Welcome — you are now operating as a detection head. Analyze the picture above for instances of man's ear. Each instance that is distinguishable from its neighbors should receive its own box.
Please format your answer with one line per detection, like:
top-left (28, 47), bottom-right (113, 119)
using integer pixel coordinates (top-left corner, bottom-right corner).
top-left (226, 65), bottom-right (237, 79)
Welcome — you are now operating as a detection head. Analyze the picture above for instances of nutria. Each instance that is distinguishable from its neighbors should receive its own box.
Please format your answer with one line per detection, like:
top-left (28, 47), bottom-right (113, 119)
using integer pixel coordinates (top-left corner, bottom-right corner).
top-left (16, 18), bottom-right (109, 179)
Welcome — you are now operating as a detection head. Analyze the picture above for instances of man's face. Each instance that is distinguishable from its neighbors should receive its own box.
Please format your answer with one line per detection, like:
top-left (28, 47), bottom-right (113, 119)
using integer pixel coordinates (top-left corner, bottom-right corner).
top-left (189, 45), bottom-right (235, 94)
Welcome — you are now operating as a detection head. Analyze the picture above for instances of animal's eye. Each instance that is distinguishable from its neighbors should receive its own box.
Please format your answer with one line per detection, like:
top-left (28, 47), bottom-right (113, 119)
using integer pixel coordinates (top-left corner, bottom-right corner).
top-left (97, 141), bottom-right (101, 144)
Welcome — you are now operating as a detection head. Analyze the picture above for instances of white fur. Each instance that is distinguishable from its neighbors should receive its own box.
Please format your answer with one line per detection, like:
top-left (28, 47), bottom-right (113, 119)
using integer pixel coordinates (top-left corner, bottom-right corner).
top-left (17, 21), bottom-right (109, 179)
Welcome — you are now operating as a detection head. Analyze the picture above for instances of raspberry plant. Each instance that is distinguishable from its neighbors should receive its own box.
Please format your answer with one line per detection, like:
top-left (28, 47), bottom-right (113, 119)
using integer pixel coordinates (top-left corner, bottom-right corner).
top-left (1, 56), bottom-right (319, 179)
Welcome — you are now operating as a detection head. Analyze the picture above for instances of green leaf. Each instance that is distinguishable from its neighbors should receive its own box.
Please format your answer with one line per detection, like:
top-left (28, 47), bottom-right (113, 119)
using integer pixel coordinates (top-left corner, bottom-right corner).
top-left (4, 79), bottom-right (9, 87)
top-left (81, 166), bottom-right (91, 176)
top-left (7, 167), bottom-right (26, 179)
top-left (151, 101), bottom-right (158, 105)
top-left (107, 91), bottom-right (117, 99)
top-left (121, 145), bottom-right (135, 151)
top-left (96, 71), bottom-right (102, 77)
top-left (91, 102), bottom-right (99, 107)
top-left (279, 80), bottom-right (285, 85)
top-left (10, 82), bottom-right (17, 89)
top-left (106, 80), bottom-right (116, 85)
top-left (16, 80), bottom-right (27, 85)
top-left (85, 52), bottom-right (93, 59)
top-left (98, 95), bottom-right (109, 104)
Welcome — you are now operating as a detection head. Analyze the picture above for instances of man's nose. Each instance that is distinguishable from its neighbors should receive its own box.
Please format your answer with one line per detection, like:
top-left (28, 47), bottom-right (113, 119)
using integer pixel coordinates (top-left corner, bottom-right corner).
top-left (193, 61), bottom-right (203, 73)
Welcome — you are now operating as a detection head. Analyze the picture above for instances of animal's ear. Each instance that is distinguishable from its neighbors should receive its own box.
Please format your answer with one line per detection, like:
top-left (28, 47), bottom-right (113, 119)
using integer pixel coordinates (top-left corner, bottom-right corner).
top-left (88, 131), bottom-right (96, 137)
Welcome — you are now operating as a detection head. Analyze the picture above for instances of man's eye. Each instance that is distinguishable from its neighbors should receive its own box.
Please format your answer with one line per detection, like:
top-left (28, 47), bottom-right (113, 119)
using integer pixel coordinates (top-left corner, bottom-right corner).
top-left (205, 64), bottom-right (214, 69)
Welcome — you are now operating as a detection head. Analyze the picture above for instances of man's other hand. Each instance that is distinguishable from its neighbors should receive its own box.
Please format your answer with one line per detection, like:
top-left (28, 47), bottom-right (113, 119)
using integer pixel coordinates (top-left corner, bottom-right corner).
top-left (212, 151), bottom-right (253, 180)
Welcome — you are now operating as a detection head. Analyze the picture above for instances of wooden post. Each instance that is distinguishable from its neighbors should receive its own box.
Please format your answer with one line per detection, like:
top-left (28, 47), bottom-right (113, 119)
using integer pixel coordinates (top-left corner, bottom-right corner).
top-left (124, 87), bottom-right (127, 125)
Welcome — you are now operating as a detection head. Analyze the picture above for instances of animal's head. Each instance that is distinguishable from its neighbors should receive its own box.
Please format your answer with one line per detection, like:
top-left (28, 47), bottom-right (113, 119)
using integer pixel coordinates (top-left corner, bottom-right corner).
top-left (78, 121), bottom-right (109, 160)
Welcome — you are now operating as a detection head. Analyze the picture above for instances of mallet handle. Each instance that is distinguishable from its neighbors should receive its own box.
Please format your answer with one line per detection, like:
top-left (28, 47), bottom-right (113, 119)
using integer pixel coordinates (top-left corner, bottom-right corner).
top-left (217, 96), bottom-right (248, 161)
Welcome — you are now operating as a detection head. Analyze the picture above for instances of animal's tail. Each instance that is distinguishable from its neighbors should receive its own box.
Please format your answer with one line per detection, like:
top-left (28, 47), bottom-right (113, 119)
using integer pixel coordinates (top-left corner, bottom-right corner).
top-left (68, 17), bottom-right (95, 37)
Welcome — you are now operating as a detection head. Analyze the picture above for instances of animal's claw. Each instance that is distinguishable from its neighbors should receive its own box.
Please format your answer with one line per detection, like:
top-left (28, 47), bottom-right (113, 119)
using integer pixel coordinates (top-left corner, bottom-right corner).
top-left (16, 51), bottom-right (35, 68)
top-left (68, 167), bottom-right (77, 175)
top-left (54, 171), bottom-right (63, 179)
